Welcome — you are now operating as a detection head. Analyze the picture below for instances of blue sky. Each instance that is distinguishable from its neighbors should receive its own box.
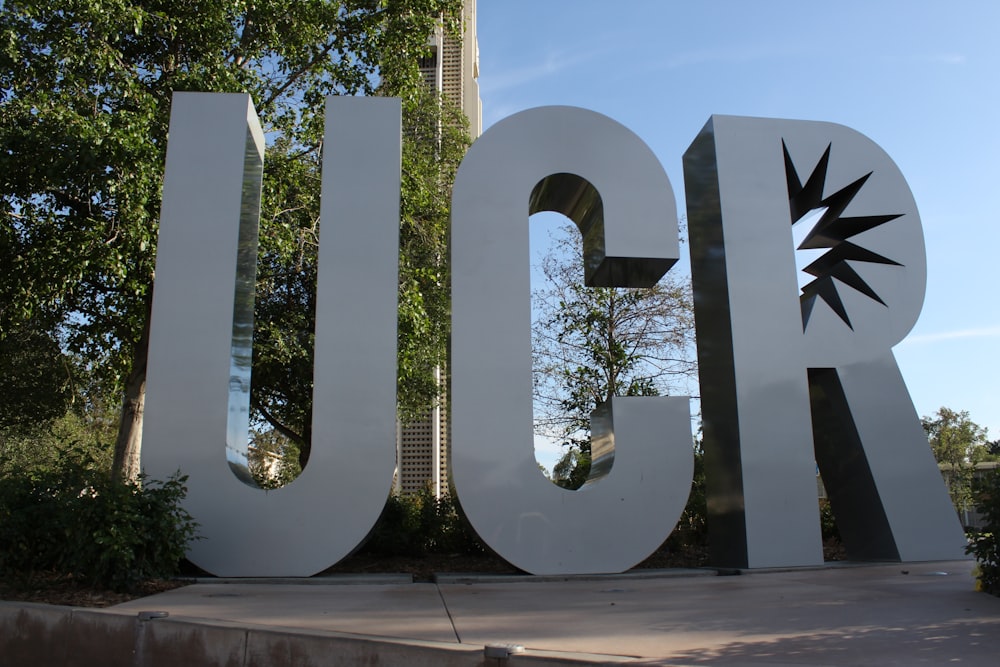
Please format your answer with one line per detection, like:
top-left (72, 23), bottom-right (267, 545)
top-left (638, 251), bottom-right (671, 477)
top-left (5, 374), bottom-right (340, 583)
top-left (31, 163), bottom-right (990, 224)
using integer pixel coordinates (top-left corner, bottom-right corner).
top-left (474, 1), bottom-right (1000, 463)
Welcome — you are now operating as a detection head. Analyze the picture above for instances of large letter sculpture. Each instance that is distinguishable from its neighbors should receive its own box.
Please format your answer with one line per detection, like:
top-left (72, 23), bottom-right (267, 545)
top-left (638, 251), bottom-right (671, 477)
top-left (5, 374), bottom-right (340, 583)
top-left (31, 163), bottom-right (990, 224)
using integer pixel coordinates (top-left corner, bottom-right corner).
top-left (142, 93), bottom-right (401, 576)
top-left (451, 106), bottom-right (693, 575)
top-left (684, 115), bottom-right (966, 568)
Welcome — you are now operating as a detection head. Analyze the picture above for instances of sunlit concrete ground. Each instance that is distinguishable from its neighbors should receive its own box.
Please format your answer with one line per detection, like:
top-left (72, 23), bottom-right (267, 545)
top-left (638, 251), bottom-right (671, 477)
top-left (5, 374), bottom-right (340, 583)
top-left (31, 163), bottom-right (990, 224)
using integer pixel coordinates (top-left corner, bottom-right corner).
top-left (109, 560), bottom-right (1000, 665)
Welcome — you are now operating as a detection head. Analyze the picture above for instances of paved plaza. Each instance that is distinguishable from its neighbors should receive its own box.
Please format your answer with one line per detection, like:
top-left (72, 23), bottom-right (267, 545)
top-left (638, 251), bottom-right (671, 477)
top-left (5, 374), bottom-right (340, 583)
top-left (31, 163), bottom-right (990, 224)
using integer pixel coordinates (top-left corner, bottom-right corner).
top-left (97, 559), bottom-right (1000, 665)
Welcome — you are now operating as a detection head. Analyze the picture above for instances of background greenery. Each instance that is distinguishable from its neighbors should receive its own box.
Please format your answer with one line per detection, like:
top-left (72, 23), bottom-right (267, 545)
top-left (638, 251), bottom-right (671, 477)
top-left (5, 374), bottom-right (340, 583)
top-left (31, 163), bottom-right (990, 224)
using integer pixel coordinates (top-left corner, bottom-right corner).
top-left (967, 468), bottom-right (1000, 595)
top-left (0, 0), bottom-right (463, 590)
top-left (2, 2), bottom-right (998, 593)
top-left (0, 429), bottom-right (196, 591)
top-left (0, 0), bottom-right (465, 482)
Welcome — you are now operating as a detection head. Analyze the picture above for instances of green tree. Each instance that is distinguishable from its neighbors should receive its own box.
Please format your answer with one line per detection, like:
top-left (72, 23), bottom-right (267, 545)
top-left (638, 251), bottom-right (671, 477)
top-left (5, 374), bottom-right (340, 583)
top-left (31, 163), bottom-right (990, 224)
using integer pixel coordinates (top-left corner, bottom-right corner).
top-left (532, 223), bottom-right (697, 488)
top-left (550, 446), bottom-right (591, 491)
top-left (987, 439), bottom-right (1000, 458)
top-left (967, 467), bottom-right (1000, 595)
top-left (249, 87), bottom-right (469, 467)
top-left (922, 407), bottom-right (991, 520)
top-left (0, 321), bottom-right (75, 429)
top-left (0, 407), bottom-right (117, 480)
top-left (246, 428), bottom-right (302, 490)
top-left (0, 0), bottom-right (462, 480)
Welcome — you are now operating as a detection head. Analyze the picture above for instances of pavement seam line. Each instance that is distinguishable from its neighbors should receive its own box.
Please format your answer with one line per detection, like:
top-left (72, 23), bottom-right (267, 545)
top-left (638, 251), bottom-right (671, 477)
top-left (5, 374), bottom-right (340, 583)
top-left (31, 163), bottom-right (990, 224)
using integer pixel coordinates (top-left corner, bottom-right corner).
top-left (435, 583), bottom-right (462, 643)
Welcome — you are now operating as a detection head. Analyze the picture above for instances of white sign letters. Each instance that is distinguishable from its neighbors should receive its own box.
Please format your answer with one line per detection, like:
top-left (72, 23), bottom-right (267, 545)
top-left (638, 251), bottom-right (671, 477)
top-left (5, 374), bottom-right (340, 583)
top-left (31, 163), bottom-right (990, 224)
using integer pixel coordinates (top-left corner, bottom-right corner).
top-left (142, 93), bottom-right (965, 577)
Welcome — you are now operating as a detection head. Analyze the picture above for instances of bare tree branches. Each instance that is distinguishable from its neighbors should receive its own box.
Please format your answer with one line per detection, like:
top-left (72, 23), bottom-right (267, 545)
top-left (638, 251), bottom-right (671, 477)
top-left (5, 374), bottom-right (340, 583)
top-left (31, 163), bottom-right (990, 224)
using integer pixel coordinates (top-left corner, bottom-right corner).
top-left (531, 222), bottom-right (697, 451)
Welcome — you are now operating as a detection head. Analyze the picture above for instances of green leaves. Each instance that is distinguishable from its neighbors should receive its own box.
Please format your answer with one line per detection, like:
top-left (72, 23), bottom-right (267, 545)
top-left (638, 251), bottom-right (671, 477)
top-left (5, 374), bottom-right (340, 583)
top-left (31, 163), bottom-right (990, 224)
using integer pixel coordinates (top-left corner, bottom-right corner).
top-left (967, 467), bottom-right (1000, 595)
top-left (1, 1), bottom-right (465, 466)
top-left (251, 86), bottom-right (469, 460)
top-left (923, 407), bottom-right (993, 515)
top-left (361, 488), bottom-right (486, 558)
top-left (0, 444), bottom-right (197, 592)
top-left (0, 323), bottom-right (75, 427)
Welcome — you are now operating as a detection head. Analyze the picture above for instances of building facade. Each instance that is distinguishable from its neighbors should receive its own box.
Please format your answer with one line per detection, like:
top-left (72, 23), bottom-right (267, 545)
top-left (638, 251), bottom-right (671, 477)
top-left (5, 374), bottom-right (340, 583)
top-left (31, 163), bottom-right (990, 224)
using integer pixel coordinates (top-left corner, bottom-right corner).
top-left (417, 0), bottom-right (482, 137)
top-left (395, 0), bottom-right (481, 497)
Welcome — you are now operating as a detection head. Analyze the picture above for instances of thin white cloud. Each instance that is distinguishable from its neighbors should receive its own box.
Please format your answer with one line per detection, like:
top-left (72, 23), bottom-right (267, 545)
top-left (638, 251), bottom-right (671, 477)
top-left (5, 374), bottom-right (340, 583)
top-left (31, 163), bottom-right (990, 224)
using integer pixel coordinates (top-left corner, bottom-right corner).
top-left (482, 101), bottom-right (528, 131)
top-left (916, 53), bottom-right (967, 65)
top-left (481, 47), bottom-right (610, 94)
top-left (903, 325), bottom-right (1000, 344)
top-left (649, 47), bottom-right (967, 72)
top-left (880, 52), bottom-right (967, 66)
top-left (650, 44), bottom-right (801, 71)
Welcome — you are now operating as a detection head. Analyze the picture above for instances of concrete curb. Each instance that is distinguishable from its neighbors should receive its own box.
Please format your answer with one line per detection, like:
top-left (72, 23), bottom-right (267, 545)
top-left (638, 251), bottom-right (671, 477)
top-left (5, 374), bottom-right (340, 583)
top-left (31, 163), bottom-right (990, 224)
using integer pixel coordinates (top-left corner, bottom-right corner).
top-left (189, 573), bottom-right (415, 586)
top-left (433, 568), bottom-right (715, 585)
top-left (0, 601), bottom-right (650, 667)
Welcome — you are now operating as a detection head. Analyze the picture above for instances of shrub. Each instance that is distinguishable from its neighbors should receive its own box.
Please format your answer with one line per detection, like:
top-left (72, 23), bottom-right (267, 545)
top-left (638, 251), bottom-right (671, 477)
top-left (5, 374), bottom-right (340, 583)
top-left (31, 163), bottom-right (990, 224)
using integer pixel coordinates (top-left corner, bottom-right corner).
top-left (0, 455), bottom-right (198, 592)
top-left (967, 467), bottom-right (1000, 595)
top-left (362, 487), bottom-right (486, 557)
top-left (665, 448), bottom-right (707, 553)
top-left (433, 491), bottom-right (488, 556)
top-left (364, 492), bottom-right (423, 556)
top-left (819, 498), bottom-right (841, 541)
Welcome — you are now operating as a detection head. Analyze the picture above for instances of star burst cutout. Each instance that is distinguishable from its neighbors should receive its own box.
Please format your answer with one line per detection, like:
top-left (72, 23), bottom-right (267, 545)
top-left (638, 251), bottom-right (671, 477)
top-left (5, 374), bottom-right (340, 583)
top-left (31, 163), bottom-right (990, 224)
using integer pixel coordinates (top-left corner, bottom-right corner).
top-left (783, 140), bottom-right (904, 330)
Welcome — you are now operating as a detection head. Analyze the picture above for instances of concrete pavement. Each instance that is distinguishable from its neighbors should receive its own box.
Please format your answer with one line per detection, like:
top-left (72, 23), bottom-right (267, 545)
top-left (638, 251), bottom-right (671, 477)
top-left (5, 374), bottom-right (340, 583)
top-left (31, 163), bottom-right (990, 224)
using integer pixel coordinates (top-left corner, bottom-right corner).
top-left (3, 560), bottom-right (999, 665)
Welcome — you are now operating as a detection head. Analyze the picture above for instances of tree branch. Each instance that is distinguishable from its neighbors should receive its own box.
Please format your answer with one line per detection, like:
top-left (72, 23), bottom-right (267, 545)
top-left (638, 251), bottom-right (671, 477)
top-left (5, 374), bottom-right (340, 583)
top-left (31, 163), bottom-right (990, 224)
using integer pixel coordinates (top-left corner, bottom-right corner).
top-left (260, 39), bottom-right (339, 111)
top-left (250, 395), bottom-right (305, 446)
top-left (46, 188), bottom-right (95, 219)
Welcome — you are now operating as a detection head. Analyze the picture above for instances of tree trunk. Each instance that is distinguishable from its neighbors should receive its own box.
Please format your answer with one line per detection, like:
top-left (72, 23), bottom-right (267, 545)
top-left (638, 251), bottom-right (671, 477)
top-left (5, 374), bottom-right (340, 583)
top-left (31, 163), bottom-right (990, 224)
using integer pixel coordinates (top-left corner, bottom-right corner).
top-left (111, 301), bottom-right (152, 484)
top-left (111, 364), bottom-right (145, 483)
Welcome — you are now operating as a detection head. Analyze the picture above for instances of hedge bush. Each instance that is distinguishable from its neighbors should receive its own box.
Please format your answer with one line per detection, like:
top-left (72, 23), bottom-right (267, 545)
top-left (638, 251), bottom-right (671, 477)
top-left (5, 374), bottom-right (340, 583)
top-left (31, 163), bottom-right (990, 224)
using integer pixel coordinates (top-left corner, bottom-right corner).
top-left (0, 456), bottom-right (197, 592)
top-left (968, 467), bottom-right (1000, 595)
top-left (362, 487), bottom-right (486, 557)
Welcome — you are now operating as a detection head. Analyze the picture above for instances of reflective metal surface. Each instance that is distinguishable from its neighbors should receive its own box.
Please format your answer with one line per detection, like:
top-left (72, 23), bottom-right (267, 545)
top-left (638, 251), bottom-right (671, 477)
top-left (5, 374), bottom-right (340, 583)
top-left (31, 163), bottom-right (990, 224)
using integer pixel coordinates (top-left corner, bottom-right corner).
top-left (143, 94), bottom-right (400, 576)
top-left (225, 126), bottom-right (264, 485)
top-left (684, 115), bottom-right (966, 568)
top-left (451, 106), bottom-right (692, 575)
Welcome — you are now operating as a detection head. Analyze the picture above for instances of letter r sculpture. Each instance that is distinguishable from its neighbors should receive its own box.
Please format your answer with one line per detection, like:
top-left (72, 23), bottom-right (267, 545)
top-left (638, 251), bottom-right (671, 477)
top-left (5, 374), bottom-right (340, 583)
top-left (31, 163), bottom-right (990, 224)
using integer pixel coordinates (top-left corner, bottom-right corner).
top-left (684, 115), bottom-right (966, 568)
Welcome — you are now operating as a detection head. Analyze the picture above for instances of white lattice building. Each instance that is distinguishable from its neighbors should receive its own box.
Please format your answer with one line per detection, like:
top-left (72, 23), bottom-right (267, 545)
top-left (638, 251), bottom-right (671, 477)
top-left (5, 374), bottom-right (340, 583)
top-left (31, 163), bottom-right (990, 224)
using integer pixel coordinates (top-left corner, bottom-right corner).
top-left (395, 1), bottom-right (481, 497)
